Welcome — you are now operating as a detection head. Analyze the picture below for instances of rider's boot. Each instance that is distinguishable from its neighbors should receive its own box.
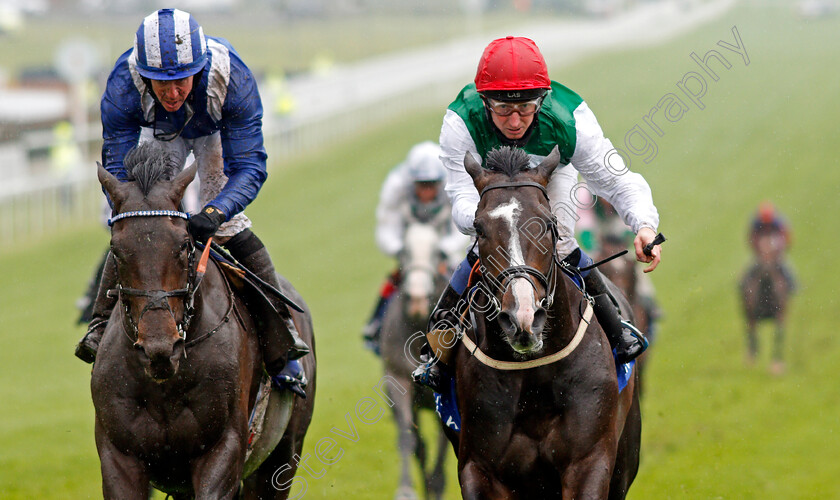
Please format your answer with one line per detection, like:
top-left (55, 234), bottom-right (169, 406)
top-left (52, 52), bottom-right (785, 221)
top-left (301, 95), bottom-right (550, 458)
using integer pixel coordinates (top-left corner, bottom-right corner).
top-left (75, 252), bottom-right (118, 364)
top-left (584, 269), bottom-right (648, 364)
top-left (362, 274), bottom-right (398, 355)
top-left (411, 283), bottom-right (462, 393)
top-left (224, 230), bottom-right (310, 394)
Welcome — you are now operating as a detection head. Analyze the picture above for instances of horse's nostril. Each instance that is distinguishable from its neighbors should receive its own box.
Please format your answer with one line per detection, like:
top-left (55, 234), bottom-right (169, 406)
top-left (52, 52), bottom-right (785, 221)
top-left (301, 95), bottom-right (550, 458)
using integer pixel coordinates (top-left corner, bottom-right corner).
top-left (533, 308), bottom-right (547, 332)
top-left (498, 311), bottom-right (516, 334)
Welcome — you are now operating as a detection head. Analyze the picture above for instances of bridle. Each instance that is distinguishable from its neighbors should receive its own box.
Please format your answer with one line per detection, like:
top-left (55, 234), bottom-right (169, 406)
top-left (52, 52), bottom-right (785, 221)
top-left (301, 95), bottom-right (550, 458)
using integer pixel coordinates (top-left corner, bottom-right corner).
top-left (476, 180), bottom-right (564, 314)
top-left (106, 210), bottom-right (210, 344)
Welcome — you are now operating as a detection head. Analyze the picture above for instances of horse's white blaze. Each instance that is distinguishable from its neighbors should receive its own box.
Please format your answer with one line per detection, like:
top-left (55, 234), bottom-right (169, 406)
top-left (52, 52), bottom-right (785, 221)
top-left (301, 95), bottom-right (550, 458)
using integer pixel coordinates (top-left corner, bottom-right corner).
top-left (403, 224), bottom-right (439, 300)
top-left (488, 198), bottom-right (536, 329)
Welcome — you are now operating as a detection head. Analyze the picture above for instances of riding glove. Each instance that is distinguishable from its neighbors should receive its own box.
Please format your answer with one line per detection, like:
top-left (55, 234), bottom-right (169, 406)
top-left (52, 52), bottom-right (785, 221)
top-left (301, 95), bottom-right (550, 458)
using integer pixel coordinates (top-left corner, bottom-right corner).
top-left (188, 205), bottom-right (226, 242)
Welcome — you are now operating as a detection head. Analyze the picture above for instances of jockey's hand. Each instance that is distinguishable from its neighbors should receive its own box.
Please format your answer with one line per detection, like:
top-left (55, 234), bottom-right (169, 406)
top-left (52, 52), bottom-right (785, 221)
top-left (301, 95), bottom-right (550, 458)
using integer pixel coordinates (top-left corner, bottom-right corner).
top-left (634, 227), bottom-right (661, 273)
top-left (189, 205), bottom-right (226, 243)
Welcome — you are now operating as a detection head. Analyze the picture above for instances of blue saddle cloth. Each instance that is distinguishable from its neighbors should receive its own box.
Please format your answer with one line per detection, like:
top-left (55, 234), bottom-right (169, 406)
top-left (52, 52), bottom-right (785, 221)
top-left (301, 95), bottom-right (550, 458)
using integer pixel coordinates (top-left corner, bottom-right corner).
top-left (435, 355), bottom-right (633, 434)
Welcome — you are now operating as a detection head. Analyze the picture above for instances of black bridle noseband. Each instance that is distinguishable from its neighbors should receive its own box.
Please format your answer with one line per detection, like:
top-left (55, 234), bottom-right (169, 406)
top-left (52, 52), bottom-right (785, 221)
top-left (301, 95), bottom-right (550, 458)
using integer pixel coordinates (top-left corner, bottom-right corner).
top-left (477, 180), bottom-right (563, 311)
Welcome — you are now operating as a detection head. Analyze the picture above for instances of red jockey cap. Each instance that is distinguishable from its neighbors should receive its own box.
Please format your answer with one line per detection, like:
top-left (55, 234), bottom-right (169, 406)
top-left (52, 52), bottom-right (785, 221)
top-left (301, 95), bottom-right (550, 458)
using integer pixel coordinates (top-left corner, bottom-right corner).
top-left (758, 201), bottom-right (776, 223)
top-left (475, 36), bottom-right (551, 94)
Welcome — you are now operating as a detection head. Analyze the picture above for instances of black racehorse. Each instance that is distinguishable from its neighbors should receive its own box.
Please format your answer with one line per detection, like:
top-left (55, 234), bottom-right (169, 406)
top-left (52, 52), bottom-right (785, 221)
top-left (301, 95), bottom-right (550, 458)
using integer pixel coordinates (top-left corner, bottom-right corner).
top-left (90, 143), bottom-right (316, 499)
top-left (446, 146), bottom-right (640, 498)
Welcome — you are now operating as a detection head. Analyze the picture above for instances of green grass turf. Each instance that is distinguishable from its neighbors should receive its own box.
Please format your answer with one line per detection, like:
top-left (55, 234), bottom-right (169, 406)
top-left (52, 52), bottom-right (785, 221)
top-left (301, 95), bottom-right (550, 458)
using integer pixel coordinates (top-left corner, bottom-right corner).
top-left (2, 2), bottom-right (839, 498)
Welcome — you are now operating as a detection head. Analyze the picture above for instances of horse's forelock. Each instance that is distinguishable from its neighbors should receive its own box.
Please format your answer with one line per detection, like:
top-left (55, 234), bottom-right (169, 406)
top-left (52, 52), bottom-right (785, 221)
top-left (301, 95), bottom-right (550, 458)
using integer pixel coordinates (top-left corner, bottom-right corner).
top-left (124, 142), bottom-right (183, 196)
top-left (485, 146), bottom-right (531, 178)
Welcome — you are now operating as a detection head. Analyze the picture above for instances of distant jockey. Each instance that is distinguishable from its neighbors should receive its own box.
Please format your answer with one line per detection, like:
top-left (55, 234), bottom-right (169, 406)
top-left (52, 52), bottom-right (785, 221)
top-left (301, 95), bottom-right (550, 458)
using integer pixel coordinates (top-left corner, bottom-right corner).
top-left (362, 141), bottom-right (471, 354)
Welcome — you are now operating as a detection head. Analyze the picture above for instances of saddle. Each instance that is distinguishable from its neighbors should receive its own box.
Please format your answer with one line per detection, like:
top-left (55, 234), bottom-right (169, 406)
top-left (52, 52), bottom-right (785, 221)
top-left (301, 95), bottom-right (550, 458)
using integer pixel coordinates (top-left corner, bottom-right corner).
top-left (205, 243), bottom-right (306, 359)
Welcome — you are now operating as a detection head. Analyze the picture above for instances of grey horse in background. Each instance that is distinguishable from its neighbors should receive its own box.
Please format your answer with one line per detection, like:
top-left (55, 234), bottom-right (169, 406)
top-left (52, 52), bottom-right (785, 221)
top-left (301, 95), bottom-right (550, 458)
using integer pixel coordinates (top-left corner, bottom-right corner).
top-left (380, 222), bottom-right (450, 500)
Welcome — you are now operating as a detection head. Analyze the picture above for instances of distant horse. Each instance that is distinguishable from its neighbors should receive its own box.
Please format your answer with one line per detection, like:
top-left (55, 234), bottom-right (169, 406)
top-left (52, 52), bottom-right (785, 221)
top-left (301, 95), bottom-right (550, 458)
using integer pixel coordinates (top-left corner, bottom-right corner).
top-left (90, 144), bottom-right (316, 499)
top-left (449, 147), bottom-right (640, 499)
top-left (740, 231), bottom-right (792, 372)
top-left (381, 221), bottom-right (450, 500)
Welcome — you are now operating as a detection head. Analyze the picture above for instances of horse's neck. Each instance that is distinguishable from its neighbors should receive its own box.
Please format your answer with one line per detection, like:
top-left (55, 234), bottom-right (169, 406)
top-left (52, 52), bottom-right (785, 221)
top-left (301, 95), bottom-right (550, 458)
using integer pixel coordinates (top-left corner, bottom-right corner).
top-left (546, 277), bottom-right (582, 347)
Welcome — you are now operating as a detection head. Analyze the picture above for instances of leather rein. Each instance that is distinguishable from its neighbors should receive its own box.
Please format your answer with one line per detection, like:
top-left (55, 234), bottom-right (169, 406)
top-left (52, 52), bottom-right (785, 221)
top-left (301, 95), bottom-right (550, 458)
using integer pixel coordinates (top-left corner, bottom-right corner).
top-left (107, 210), bottom-right (234, 348)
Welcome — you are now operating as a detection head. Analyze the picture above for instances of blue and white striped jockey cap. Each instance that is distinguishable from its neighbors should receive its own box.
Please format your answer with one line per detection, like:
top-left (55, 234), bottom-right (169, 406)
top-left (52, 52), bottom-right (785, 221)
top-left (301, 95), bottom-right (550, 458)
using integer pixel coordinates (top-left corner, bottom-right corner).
top-left (134, 8), bottom-right (208, 81)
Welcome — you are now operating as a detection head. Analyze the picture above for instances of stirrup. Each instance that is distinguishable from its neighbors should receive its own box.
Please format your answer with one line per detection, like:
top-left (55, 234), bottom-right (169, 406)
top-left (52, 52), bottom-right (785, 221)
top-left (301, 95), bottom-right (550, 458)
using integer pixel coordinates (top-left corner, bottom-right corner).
top-left (411, 354), bottom-right (447, 393)
top-left (620, 320), bottom-right (650, 350)
top-left (271, 359), bottom-right (307, 398)
top-left (614, 320), bottom-right (649, 364)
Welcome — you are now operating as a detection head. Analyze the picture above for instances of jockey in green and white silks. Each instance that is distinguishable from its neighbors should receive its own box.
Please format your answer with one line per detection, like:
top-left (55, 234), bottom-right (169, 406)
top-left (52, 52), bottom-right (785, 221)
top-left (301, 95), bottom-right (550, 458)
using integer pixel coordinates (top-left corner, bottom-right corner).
top-left (441, 81), bottom-right (659, 256)
top-left (412, 36), bottom-right (664, 393)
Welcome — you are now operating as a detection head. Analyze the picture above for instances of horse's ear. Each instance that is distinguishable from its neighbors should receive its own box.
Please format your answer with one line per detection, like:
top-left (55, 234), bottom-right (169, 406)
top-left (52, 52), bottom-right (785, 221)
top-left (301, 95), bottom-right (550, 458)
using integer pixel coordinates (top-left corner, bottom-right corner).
top-left (535, 146), bottom-right (562, 183)
top-left (97, 162), bottom-right (128, 208)
top-left (464, 151), bottom-right (489, 188)
top-left (169, 162), bottom-right (198, 204)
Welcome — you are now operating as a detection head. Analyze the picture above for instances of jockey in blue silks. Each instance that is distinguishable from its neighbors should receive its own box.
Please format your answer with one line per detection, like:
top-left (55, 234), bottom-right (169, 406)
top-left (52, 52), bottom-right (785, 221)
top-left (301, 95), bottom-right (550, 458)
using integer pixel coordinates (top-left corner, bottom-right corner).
top-left (75, 8), bottom-right (308, 395)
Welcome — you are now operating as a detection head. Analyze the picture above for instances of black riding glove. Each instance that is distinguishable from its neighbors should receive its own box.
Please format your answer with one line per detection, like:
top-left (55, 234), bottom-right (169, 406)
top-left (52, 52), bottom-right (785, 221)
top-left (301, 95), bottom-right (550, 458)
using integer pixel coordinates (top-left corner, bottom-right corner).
top-left (188, 205), bottom-right (226, 243)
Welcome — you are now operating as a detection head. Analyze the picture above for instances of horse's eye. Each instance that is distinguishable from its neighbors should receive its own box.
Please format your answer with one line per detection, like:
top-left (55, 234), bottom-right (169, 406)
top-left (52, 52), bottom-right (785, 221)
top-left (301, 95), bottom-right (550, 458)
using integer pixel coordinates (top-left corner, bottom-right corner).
top-left (180, 241), bottom-right (190, 253)
top-left (473, 222), bottom-right (485, 238)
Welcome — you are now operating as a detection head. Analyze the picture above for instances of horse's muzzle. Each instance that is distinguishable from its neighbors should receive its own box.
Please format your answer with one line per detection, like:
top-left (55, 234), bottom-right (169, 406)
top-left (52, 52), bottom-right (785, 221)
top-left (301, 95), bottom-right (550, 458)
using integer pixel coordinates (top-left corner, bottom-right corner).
top-left (498, 306), bottom-right (547, 354)
top-left (135, 337), bottom-right (185, 381)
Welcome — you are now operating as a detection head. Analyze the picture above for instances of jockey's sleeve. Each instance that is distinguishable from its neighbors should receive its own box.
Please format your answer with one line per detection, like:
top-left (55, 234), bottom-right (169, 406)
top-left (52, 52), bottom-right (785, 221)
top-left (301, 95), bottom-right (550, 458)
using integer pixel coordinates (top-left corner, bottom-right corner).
top-left (440, 109), bottom-right (480, 236)
top-left (375, 165), bottom-right (409, 256)
top-left (569, 101), bottom-right (659, 234)
top-left (100, 67), bottom-right (142, 184)
top-left (213, 58), bottom-right (268, 221)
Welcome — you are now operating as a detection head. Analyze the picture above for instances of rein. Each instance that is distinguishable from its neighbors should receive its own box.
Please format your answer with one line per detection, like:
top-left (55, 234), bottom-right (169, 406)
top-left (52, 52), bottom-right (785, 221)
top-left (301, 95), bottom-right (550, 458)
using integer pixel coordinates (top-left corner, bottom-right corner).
top-left (108, 210), bottom-right (231, 348)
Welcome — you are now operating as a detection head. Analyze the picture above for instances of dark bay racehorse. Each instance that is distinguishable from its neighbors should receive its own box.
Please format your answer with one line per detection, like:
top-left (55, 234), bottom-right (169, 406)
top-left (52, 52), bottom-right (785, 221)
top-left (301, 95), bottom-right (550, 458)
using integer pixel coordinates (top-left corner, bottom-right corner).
top-left (91, 144), bottom-right (316, 499)
top-left (450, 146), bottom-right (640, 499)
top-left (740, 231), bottom-right (792, 372)
top-left (381, 222), bottom-right (449, 500)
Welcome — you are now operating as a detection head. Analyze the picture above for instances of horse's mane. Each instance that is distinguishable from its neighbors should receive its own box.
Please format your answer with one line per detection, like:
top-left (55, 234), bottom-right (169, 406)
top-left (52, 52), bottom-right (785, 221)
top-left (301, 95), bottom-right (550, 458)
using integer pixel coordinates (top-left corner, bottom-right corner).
top-left (124, 142), bottom-right (183, 196)
top-left (485, 146), bottom-right (531, 178)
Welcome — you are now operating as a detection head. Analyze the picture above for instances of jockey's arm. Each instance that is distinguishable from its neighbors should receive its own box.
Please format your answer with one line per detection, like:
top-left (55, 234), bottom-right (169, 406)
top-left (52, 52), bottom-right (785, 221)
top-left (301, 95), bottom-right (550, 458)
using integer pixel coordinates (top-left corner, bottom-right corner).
top-left (213, 63), bottom-right (268, 221)
top-left (375, 166), bottom-right (409, 257)
top-left (440, 109), bottom-right (481, 236)
top-left (568, 102), bottom-right (661, 271)
top-left (100, 83), bottom-right (142, 184)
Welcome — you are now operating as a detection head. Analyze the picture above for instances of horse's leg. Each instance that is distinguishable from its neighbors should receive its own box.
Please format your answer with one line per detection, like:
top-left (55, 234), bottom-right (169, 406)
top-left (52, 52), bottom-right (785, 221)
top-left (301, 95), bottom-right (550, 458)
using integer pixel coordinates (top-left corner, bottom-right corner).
top-left (609, 381), bottom-right (641, 500)
top-left (742, 271), bottom-right (760, 364)
top-left (95, 424), bottom-right (150, 500)
top-left (388, 376), bottom-right (421, 500)
top-left (190, 426), bottom-right (245, 499)
top-left (426, 425), bottom-right (449, 500)
top-left (561, 443), bottom-right (615, 500)
top-left (459, 461), bottom-right (513, 500)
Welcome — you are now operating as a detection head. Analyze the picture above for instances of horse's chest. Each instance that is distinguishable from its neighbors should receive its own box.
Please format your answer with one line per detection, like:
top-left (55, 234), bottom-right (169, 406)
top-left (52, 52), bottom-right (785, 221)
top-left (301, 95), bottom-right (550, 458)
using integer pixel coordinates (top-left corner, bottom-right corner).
top-left (98, 378), bottom-right (240, 459)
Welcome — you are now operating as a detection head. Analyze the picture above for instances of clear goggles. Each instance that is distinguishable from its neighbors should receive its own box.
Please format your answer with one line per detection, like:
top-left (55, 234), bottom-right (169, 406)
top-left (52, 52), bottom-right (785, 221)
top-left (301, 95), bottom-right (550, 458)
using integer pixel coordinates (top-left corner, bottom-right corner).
top-left (483, 97), bottom-right (543, 117)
